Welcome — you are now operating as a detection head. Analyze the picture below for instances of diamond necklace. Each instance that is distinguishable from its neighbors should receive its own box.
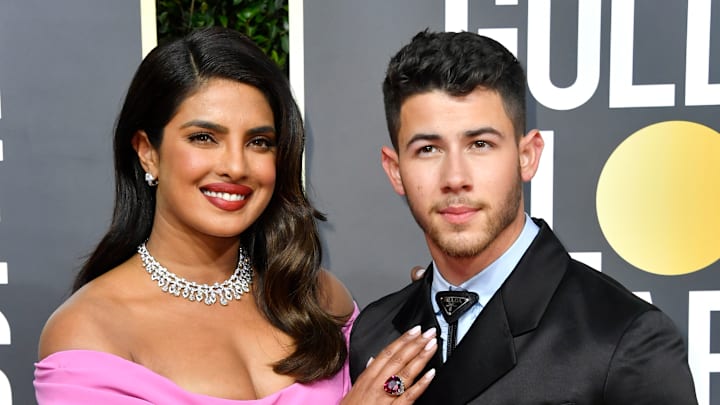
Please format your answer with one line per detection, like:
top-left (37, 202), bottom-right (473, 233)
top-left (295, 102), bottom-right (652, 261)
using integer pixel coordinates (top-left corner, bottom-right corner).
top-left (137, 242), bottom-right (253, 306)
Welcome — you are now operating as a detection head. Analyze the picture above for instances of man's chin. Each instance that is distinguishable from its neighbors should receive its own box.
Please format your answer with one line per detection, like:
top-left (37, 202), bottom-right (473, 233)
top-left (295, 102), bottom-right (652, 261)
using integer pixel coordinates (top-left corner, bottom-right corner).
top-left (433, 234), bottom-right (490, 258)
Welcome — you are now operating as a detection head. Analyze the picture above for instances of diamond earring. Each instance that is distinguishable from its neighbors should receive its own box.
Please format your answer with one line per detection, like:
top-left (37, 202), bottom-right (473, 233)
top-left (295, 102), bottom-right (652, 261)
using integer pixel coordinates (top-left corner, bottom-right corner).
top-left (145, 172), bottom-right (158, 186)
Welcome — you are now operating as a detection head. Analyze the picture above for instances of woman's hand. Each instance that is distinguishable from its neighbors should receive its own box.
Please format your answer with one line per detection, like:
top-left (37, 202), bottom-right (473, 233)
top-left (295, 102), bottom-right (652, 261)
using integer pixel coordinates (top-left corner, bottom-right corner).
top-left (410, 266), bottom-right (425, 281)
top-left (341, 326), bottom-right (437, 404)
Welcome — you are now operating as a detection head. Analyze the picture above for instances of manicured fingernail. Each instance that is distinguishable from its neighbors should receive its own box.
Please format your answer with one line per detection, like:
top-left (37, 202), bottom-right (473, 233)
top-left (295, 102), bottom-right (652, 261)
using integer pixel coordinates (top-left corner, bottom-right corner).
top-left (407, 325), bottom-right (421, 336)
top-left (424, 338), bottom-right (437, 351)
top-left (424, 368), bottom-right (436, 380)
top-left (366, 357), bottom-right (374, 367)
top-left (415, 267), bottom-right (425, 278)
top-left (422, 327), bottom-right (436, 338)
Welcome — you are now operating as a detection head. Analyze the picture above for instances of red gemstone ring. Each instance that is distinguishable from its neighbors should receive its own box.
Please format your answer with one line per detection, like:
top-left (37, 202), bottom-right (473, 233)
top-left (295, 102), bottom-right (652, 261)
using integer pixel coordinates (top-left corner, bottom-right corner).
top-left (383, 374), bottom-right (406, 396)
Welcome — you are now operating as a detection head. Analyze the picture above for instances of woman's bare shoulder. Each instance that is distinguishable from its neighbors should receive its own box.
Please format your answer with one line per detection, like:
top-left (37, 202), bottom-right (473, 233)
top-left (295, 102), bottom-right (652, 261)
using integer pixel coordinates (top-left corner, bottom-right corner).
top-left (317, 269), bottom-right (355, 322)
top-left (38, 269), bottom-right (132, 361)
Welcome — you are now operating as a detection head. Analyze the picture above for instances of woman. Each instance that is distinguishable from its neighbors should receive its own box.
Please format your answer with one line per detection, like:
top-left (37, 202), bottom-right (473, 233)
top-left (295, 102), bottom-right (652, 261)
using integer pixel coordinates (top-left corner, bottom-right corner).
top-left (34, 27), bottom-right (436, 404)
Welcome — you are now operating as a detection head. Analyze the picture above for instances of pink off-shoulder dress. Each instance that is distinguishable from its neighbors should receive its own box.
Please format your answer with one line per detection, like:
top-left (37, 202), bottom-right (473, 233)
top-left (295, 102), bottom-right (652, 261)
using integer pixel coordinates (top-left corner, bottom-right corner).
top-left (34, 305), bottom-right (358, 405)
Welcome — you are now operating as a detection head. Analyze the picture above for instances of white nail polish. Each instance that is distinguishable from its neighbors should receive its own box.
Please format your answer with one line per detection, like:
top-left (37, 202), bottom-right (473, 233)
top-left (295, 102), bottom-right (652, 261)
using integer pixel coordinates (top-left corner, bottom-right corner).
top-left (422, 327), bottom-right (436, 338)
top-left (407, 325), bottom-right (421, 336)
top-left (366, 357), bottom-right (374, 367)
top-left (424, 338), bottom-right (437, 351)
top-left (424, 368), bottom-right (436, 380)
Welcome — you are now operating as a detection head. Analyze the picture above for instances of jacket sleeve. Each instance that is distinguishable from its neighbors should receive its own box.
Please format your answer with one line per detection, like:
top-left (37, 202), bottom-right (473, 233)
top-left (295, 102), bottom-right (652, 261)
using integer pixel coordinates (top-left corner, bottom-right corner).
top-left (604, 309), bottom-right (698, 404)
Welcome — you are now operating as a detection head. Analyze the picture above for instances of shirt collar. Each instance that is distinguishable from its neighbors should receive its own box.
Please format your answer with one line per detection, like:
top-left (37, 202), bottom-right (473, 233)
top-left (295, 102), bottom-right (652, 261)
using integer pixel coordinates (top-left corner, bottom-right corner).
top-left (431, 214), bottom-right (539, 312)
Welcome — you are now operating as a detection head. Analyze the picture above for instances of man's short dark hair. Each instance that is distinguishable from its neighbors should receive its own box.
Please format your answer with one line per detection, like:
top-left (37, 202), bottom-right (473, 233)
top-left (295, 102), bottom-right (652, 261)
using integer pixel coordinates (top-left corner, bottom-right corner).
top-left (383, 30), bottom-right (526, 149)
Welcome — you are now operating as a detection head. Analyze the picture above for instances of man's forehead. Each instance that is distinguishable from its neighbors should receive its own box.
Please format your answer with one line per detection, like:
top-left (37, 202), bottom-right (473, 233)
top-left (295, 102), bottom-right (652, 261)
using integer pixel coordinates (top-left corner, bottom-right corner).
top-left (397, 89), bottom-right (513, 140)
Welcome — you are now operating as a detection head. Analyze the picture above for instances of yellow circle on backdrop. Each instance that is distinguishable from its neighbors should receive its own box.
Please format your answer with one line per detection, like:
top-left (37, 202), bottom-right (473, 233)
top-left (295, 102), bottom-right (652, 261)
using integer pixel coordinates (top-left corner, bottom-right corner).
top-left (596, 120), bottom-right (720, 275)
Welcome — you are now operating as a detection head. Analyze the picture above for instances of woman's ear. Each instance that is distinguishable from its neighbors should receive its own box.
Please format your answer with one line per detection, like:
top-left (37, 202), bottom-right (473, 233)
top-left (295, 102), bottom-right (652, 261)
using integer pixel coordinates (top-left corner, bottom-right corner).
top-left (131, 130), bottom-right (159, 176)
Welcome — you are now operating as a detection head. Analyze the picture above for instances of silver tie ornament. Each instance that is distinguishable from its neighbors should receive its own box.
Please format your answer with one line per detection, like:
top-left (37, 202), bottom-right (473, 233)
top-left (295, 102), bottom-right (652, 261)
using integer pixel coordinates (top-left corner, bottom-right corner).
top-left (435, 290), bottom-right (478, 359)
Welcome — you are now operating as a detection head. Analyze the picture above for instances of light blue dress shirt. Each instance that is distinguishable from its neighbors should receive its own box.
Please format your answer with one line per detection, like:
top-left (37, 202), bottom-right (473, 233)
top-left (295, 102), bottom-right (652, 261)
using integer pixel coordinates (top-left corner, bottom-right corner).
top-left (430, 214), bottom-right (539, 361)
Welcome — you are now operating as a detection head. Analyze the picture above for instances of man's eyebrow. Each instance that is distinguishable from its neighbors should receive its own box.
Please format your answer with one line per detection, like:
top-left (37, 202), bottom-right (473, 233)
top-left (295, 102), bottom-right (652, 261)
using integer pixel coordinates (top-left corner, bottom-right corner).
top-left (404, 133), bottom-right (440, 151)
top-left (464, 127), bottom-right (503, 137)
top-left (180, 120), bottom-right (229, 133)
top-left (403, 127), bottom-right (505, 151)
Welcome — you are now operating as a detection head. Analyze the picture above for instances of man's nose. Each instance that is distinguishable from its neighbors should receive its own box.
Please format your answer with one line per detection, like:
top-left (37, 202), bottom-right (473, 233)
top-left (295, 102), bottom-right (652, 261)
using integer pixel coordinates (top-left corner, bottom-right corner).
top-left (440, 152), bottom-right (472, 193)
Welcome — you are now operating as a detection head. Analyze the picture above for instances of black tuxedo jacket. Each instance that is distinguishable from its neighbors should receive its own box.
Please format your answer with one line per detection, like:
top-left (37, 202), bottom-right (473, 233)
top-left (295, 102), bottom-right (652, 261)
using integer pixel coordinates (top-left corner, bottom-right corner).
top-left (349, 220), bottom-right (697, 404)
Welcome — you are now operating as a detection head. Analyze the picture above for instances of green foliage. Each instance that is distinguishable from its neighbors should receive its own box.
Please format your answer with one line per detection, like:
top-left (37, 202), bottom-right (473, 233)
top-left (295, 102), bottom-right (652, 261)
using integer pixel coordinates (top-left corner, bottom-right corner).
top-left (157, 0), bottom-right (289, 72)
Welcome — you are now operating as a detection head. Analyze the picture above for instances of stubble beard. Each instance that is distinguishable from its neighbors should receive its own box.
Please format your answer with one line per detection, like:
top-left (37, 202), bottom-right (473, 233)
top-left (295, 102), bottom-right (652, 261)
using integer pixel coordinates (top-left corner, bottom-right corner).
top-left (407, 175), bottom-right (523, 258)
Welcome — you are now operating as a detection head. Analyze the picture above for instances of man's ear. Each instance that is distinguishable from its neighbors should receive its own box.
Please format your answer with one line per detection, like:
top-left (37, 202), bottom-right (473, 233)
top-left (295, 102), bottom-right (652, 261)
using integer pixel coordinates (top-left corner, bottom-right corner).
top-left (518, 129), bottom-right (544, 182)
top-left (131, 130), bottom-right (159, 176)
top-left (380, 145), bottom-right (406, 196)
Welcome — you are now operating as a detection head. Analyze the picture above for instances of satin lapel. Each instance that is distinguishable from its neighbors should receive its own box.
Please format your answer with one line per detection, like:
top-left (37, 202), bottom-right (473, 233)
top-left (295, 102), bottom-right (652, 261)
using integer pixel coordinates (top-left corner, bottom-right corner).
top-left (419, 293), bottom-right (516, 405)
top-left (501, 218), bottom-right (570, 334)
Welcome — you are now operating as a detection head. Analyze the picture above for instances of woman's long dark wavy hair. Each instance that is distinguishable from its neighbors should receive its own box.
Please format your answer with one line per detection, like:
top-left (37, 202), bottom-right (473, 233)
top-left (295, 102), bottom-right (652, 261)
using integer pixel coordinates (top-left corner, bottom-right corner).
top-left (73, 27), bottom-right (346, 382)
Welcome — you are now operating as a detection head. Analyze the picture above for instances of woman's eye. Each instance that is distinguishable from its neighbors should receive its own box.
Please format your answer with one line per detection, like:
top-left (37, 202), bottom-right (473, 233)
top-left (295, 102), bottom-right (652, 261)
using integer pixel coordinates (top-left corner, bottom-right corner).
top-left (188, 133), bottom-right (215, 143)
top-left (249, 137), bottom-right (276, 149)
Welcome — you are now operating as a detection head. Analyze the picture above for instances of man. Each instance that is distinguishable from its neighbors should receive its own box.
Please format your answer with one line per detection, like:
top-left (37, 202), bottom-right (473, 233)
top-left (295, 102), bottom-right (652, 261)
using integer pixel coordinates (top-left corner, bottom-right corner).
top-left (349, 30), bottom-right (697, 404)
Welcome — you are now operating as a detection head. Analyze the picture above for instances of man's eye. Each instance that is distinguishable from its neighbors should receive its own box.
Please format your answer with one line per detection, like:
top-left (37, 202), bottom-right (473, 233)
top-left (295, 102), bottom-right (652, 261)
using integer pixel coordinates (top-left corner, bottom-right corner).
top-left (418, 145), bottom-right (437, 154)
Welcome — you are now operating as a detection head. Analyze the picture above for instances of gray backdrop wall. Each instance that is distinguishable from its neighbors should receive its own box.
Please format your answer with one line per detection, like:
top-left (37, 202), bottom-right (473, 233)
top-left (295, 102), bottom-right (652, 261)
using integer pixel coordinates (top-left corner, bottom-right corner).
top-left (0, 1), bottom-right (144, 403)
top-left (0, 0), bottom-right (718, 404)
top-left (300, 1), bottom-right (718, 404)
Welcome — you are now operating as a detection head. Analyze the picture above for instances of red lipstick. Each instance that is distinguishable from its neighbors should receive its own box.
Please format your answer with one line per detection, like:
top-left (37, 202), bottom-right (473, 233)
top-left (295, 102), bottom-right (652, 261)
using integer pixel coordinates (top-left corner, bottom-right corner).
top-left (201, 183), bottom-right (252, 211)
